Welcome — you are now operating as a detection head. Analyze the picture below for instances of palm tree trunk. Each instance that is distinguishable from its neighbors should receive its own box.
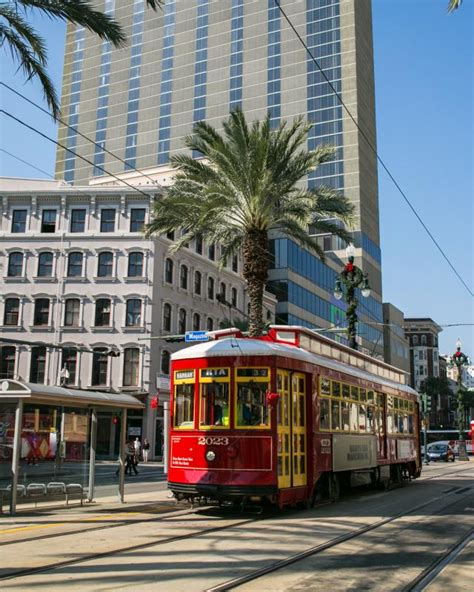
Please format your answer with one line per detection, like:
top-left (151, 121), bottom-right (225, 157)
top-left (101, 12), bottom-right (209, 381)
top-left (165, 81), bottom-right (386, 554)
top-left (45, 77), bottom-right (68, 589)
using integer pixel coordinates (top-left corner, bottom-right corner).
top-left (242, 230), bottom-right (269, 337)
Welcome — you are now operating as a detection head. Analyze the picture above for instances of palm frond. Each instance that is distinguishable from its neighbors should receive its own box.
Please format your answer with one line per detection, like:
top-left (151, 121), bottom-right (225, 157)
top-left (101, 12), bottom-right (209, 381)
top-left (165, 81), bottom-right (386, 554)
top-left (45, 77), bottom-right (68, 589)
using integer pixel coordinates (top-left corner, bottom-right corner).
top-left (18, 0), bottom-right (127, 47)
top-left (447, 0), bottom-right (462, 12)
top-left (0, 21), bottom-right (60, 118)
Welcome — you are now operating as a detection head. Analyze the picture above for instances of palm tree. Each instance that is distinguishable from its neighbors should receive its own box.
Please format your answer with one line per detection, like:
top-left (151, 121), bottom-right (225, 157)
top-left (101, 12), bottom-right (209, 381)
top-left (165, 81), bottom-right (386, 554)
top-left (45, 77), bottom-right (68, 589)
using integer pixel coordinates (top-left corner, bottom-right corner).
top-left (145, 110), bottom-right (354, 337)
top-left (0, 0), bottom-right (162, 119)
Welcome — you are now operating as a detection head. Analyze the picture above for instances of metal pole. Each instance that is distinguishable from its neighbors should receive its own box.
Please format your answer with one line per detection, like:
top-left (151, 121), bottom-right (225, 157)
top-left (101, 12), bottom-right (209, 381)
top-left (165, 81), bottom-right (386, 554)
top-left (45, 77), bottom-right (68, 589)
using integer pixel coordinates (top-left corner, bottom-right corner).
top-left (10, 399), bottom-right (24, 516)
top-left (118, 408), bottom-right (127, 502)
top-left (163, 401), bottom-right (170, 475)
top-left (423, 419), bottom-right (429, 465)
top-left (456, 369), bottom-right (469, 461)
top-left (88, 408), bottom-right (97, 502)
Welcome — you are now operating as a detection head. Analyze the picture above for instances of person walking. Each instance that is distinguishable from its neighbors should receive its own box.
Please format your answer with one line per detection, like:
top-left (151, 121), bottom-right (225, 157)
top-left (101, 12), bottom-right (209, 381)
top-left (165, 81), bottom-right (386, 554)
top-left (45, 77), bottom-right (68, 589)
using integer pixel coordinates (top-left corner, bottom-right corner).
top-left (142, 438), bottom-right (150, 463)
top-left (133, 437), bottom-right (141, 462)
top-left (126, 440), bottom-right (138, 475)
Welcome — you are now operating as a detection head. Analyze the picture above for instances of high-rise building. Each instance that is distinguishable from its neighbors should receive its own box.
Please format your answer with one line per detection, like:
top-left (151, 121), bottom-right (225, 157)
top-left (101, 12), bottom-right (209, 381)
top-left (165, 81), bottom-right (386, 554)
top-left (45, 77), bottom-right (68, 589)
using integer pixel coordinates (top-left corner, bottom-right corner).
top-left (56, 0), bottom-right (383, 353)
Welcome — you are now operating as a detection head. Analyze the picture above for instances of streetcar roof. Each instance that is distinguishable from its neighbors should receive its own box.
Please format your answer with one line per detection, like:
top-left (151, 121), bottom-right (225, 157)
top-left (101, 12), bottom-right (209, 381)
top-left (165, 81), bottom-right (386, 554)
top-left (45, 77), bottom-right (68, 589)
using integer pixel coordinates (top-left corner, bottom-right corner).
top-left (172, 338), bottom-right (418, 398)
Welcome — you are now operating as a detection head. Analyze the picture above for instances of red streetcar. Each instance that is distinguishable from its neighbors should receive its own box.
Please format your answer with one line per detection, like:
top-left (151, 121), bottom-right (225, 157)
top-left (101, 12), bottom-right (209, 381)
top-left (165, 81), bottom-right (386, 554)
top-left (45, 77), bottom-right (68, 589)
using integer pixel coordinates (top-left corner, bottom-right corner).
top-left (168, 326), bottom-right (421, 508)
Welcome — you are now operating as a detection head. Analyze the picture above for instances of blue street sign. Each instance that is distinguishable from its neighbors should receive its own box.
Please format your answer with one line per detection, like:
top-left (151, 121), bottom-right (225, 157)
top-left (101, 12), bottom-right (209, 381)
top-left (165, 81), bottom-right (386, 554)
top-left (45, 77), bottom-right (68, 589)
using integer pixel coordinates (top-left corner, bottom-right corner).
top-left (185, 331), bottom-right (210, 343)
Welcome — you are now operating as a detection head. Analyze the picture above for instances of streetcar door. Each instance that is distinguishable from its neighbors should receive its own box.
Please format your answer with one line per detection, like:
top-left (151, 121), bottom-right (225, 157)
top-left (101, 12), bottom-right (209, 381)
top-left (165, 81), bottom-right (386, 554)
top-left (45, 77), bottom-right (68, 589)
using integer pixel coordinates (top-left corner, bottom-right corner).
top-left (276, 370), bottom-right (291, 489)
top-left (291, 373), bottom-right (307, 487)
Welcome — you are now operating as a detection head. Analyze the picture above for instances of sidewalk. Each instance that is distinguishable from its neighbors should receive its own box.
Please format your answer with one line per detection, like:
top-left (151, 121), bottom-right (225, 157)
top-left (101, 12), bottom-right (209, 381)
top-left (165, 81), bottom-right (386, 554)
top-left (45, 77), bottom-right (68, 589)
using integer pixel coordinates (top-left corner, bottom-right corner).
top-left (0, 484), bottom-right (177, 532)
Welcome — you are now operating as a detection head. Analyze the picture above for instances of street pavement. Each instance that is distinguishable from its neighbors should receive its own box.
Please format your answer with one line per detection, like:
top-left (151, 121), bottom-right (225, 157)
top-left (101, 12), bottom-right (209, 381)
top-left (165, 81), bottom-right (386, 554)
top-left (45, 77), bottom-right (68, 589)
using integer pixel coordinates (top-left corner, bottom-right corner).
top-left (0, 462), bottom-right (472, 591)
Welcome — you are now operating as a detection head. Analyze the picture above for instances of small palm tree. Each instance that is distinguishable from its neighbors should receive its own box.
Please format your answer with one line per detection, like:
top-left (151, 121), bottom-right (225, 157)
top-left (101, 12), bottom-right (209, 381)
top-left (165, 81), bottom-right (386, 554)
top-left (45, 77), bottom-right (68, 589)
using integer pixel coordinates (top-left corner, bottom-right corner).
top-left (0, 0), bottom-right (162, 119)
top-left (145, 110), bottom-right (354, 337)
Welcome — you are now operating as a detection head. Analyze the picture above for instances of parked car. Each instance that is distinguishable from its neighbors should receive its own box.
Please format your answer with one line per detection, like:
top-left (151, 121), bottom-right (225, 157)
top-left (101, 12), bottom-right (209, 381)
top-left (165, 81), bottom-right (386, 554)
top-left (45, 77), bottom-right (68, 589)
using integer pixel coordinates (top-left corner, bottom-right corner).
top-left (426, 443), bottom-right (455, 462)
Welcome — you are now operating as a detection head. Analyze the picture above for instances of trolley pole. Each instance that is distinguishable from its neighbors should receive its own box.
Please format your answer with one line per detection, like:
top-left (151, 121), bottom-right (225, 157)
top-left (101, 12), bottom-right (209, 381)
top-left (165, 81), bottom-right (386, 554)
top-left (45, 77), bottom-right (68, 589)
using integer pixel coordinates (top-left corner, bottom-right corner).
top-left (163, 401), bottom-right (170, 475)
top-left (423, 417), bottom-right (429, 465)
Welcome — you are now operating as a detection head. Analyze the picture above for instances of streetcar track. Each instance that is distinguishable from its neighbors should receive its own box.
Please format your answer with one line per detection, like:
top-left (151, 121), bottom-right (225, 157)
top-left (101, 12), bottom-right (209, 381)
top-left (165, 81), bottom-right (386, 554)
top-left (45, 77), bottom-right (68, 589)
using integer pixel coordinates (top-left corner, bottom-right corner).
top-left (403, 530), bottom-right (473, 592)
top-left (0, 516), bottom-right (257, 581)
top-left (0, 466), bottom-right (469, 550)
top-left (204, 485), bottom-right (474, 592)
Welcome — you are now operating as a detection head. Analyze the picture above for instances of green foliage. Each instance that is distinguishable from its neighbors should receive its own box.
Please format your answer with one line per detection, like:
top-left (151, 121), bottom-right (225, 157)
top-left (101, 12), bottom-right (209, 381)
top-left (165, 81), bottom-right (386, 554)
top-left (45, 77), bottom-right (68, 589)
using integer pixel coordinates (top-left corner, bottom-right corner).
top-left (0, 0), bottom-right (162, 118)
top-left (423, 375), bottom-right (454, 398)
top-left (145, 109), bottom-right (354, 336)
top-left (447, 0), bottom-right (462, 12)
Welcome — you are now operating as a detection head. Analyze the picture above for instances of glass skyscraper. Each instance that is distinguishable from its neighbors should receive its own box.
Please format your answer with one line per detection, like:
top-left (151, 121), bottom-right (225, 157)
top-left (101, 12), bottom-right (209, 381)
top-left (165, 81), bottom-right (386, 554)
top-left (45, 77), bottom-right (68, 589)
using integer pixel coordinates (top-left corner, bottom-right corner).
top-left (56, 0), bottom-right (383, 353)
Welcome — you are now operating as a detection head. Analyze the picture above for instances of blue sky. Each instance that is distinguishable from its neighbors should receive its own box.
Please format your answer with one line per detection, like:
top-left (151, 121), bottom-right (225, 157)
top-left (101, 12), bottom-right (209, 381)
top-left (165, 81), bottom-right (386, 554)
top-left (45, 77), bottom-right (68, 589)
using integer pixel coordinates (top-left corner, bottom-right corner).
top-left (0, 0), bottom-right (472, 357)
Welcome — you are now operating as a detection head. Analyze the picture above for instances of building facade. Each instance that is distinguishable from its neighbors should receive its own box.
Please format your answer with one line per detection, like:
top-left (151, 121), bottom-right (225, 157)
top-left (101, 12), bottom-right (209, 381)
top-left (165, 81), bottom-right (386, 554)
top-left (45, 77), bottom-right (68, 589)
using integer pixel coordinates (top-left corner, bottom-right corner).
top-left (382, 303), bottom-right (410, 374)
top-left (56, 0), bottom-right (384, 354)
top-left (404, 318), bottom-right (442, 393)
top-left (0, 178), bottom-right (274, 457)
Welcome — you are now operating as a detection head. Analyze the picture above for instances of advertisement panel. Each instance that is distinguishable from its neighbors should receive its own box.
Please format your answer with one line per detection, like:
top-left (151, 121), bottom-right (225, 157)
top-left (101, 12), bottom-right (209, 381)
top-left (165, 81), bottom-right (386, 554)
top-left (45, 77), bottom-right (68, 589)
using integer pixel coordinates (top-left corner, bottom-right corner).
top-left (333, 435), bottom-right (377, 472)
top-left (397, 438), bottom-right (415, 459)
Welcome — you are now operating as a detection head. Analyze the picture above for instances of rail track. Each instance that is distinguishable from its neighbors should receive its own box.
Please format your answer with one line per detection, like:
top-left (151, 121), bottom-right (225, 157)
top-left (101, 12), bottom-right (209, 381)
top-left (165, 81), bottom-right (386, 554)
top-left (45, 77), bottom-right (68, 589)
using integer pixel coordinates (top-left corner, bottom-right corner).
top-left (1, 465), bottom-right (471, 586)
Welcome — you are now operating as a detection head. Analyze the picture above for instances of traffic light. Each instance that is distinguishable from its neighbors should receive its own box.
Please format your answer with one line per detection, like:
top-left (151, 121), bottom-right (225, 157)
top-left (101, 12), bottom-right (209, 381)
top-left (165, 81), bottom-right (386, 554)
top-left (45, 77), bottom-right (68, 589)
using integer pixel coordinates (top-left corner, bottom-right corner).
top-left (426, 396), bottom-right (432, 413)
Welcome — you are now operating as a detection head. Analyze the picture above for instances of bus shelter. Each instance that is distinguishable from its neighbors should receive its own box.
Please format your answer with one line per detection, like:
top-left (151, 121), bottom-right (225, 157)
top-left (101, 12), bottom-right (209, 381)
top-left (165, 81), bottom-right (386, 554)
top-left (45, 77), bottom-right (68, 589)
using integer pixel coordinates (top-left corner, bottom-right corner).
top-left (0, 379), bottom-right (144, 515)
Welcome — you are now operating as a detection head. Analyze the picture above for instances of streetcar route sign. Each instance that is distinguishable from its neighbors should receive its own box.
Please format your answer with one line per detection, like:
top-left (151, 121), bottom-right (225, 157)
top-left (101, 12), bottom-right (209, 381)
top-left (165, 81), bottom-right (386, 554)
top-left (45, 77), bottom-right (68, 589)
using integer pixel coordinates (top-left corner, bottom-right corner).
top-left (185, 331), bottom-right (209, 342)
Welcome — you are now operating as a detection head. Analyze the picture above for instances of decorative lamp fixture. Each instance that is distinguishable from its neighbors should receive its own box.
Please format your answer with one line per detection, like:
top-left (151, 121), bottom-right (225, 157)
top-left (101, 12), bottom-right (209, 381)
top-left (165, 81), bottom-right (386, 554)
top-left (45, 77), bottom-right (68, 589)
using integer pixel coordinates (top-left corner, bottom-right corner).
top-left (334, 278), bottom-right (343, 300)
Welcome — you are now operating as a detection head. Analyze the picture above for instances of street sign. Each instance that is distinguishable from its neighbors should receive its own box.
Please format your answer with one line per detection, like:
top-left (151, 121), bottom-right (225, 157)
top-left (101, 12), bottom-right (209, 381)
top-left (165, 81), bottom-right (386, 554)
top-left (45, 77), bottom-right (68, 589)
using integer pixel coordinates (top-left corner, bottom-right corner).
top-left (185, 331), bottom-right (209, 343)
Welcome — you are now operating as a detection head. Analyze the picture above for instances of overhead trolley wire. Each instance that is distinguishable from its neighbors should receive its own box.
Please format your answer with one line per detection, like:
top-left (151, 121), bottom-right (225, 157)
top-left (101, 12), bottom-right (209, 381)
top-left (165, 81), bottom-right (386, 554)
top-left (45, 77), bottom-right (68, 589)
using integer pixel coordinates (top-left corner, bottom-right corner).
top-left (0, 82), bottom-right (163, 189)
top-left (274, 0), bottom-right (473, 298)
top-left (0, 109), bottom-right (155, 200)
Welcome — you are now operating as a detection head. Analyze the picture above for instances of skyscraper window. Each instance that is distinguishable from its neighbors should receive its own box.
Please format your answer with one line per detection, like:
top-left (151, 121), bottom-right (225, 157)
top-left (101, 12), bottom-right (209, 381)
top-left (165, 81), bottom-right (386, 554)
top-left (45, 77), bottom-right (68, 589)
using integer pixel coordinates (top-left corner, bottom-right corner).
top-left (157, 0), bottom-right (176, 165)
top-left (229, 0), bottom-right (244, 111)
top-left (267, 1), bottom-right (281, 127)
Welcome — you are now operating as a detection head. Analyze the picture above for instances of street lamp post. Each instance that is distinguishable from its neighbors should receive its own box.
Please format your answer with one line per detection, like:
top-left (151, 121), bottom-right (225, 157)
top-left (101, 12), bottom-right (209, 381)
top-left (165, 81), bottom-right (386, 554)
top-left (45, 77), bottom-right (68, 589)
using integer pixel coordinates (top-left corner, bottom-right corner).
top-left (334, 244), bottom-right (371, 350)
top-left (448, 339), bottom-right (470, 462)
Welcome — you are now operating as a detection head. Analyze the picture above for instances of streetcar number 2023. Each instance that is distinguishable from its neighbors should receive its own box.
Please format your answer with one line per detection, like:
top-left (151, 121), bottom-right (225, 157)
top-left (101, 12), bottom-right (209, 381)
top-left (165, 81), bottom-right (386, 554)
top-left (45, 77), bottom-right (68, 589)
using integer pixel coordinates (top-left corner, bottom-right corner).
top-left (198, 436), bottom-right (229, 446)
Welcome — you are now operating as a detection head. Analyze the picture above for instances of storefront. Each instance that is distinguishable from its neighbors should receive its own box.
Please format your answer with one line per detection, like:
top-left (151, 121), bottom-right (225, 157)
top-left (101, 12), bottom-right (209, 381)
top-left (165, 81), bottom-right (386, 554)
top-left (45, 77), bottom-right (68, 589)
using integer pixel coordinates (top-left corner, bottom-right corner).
top-left (0, 379), bottom-right (144, 515)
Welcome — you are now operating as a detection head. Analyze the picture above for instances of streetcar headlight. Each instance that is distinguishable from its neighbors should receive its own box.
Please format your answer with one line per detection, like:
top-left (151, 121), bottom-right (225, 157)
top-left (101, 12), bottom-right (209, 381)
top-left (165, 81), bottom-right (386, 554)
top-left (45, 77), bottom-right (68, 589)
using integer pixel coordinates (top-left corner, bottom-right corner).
top-left (206, 450), bottom-right (216, 462)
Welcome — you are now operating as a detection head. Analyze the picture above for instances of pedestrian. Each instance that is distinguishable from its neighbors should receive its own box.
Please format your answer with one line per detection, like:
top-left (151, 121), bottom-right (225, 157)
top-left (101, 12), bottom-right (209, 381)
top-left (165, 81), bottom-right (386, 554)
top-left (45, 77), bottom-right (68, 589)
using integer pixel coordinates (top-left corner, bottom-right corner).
top-left (133, 437), bottom-right (141, 462)
top-left (142, 438), bottom-right (150, 463)
top-left (127, 440), bottom-right (138, 475)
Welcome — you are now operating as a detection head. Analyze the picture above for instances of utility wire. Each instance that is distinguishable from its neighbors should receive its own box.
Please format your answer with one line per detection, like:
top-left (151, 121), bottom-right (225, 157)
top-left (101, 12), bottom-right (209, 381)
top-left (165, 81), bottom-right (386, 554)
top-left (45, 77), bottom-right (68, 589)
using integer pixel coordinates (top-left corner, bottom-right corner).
top-left (0, 82), bottom-right (163, 188)
top-left (0, 148), bottom-right (53, 178)
top-left (0, 109), bottom-right (155, 200)
top-left (274, 0), bottom-right (473, 298)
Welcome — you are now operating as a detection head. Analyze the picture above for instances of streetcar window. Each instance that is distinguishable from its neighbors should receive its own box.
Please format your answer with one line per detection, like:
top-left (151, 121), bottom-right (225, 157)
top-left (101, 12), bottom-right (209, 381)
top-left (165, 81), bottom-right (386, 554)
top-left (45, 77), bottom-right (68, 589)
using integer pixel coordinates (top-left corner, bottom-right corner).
top-left (331, 400), bottom-right (341, 431)
top-left (320, 398), bottom-right (330, 430)
top-left (366, 406), bottom-right (375, 432)
top-left (174, 383), bottom-right (195, 428)
top-left (236, 382), bottom-right (269, 427)
top-left (200, 382), bottom-right (229, 427)
top-left (320, 378), bottom-right (330, 396)
top-left (341, 401), bottom-right (350, 431)
top-left (359, 404), bottom-right (367, 432)
top-left (351, 386), bottom-right (359, 401)
top-left (408, 414), bottom-right (414, 434)
top-left (331, 381), bottom-right (341, 397)
top-left (342, 384), bottom-right (350, 399)
top-left (350, 402), bottom-right (359, 431)
top-left (359, 388), bottom-right (367, 402)
top-left (367, 390), bottom-right (375, 404)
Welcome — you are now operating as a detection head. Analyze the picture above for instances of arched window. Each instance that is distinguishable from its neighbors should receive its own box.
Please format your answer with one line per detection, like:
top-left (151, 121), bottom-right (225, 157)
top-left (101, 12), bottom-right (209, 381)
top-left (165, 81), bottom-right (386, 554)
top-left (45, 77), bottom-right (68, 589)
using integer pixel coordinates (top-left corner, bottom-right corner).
top-left (207, 317), bottom-right (214, 332)
top-left (166, 230), bottom-right (175, 241)
top-left (163, 302), bottom-right (172, 332)
top-left (97, 252), bottom-right (113, 277)
top-left (207, 276), bottom-right (214, 300)
top-left (4, 298), bottom-right (20, 326)
top-left (413, 335), bottom-right (419, 346)
top-left (67, 252), bottom-right (83, 277)
top-left (232, 254), bottom-right (238, 273)
top-left (180, 265), bottom-right (188, 289)
top-left (0, 346), bottom-right (16, 379)
top-left (64, 298), bottom-right (80, 327)
top-left (128, 252), bottom-right (144, 277)
top-left (34, 298), bottom-right (50, 326)
top-left (194, 271), bottom-right (202, 295)
top-left (193, 313), bottom-right (200, 331)
top-left (123, 348), bottom-right (140, 387)
top-left (126, 299), bottom-right (142, 326)
top-left (161, 350), bottom-right (170, 375)
top-left (231, 287), bottom-right (237, 307)
top-left (61, 348), bottom-right (77, 385)
top-left (421, 335), bottom-right (427, 346)
top-left (7, 252), bottom-right (23, 277)
top-left (195, 234), bottom-right (203, 254)
top-left (38, 252), bottom-right (53, 277)
top-left (92, 347), bottom-right (108, 386)
top-left (219, 282), bottom-right (226, 301)
top-left (208, 243), bottom-right (215, 260)
top-left (178, 308), bottom-right (187, 334)
top-left (30, 346), bottom-right (47, 383)
top-left (95, 298), bottom-right (111, 326)
top-left (165, 258), bottom-right (173, 283)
